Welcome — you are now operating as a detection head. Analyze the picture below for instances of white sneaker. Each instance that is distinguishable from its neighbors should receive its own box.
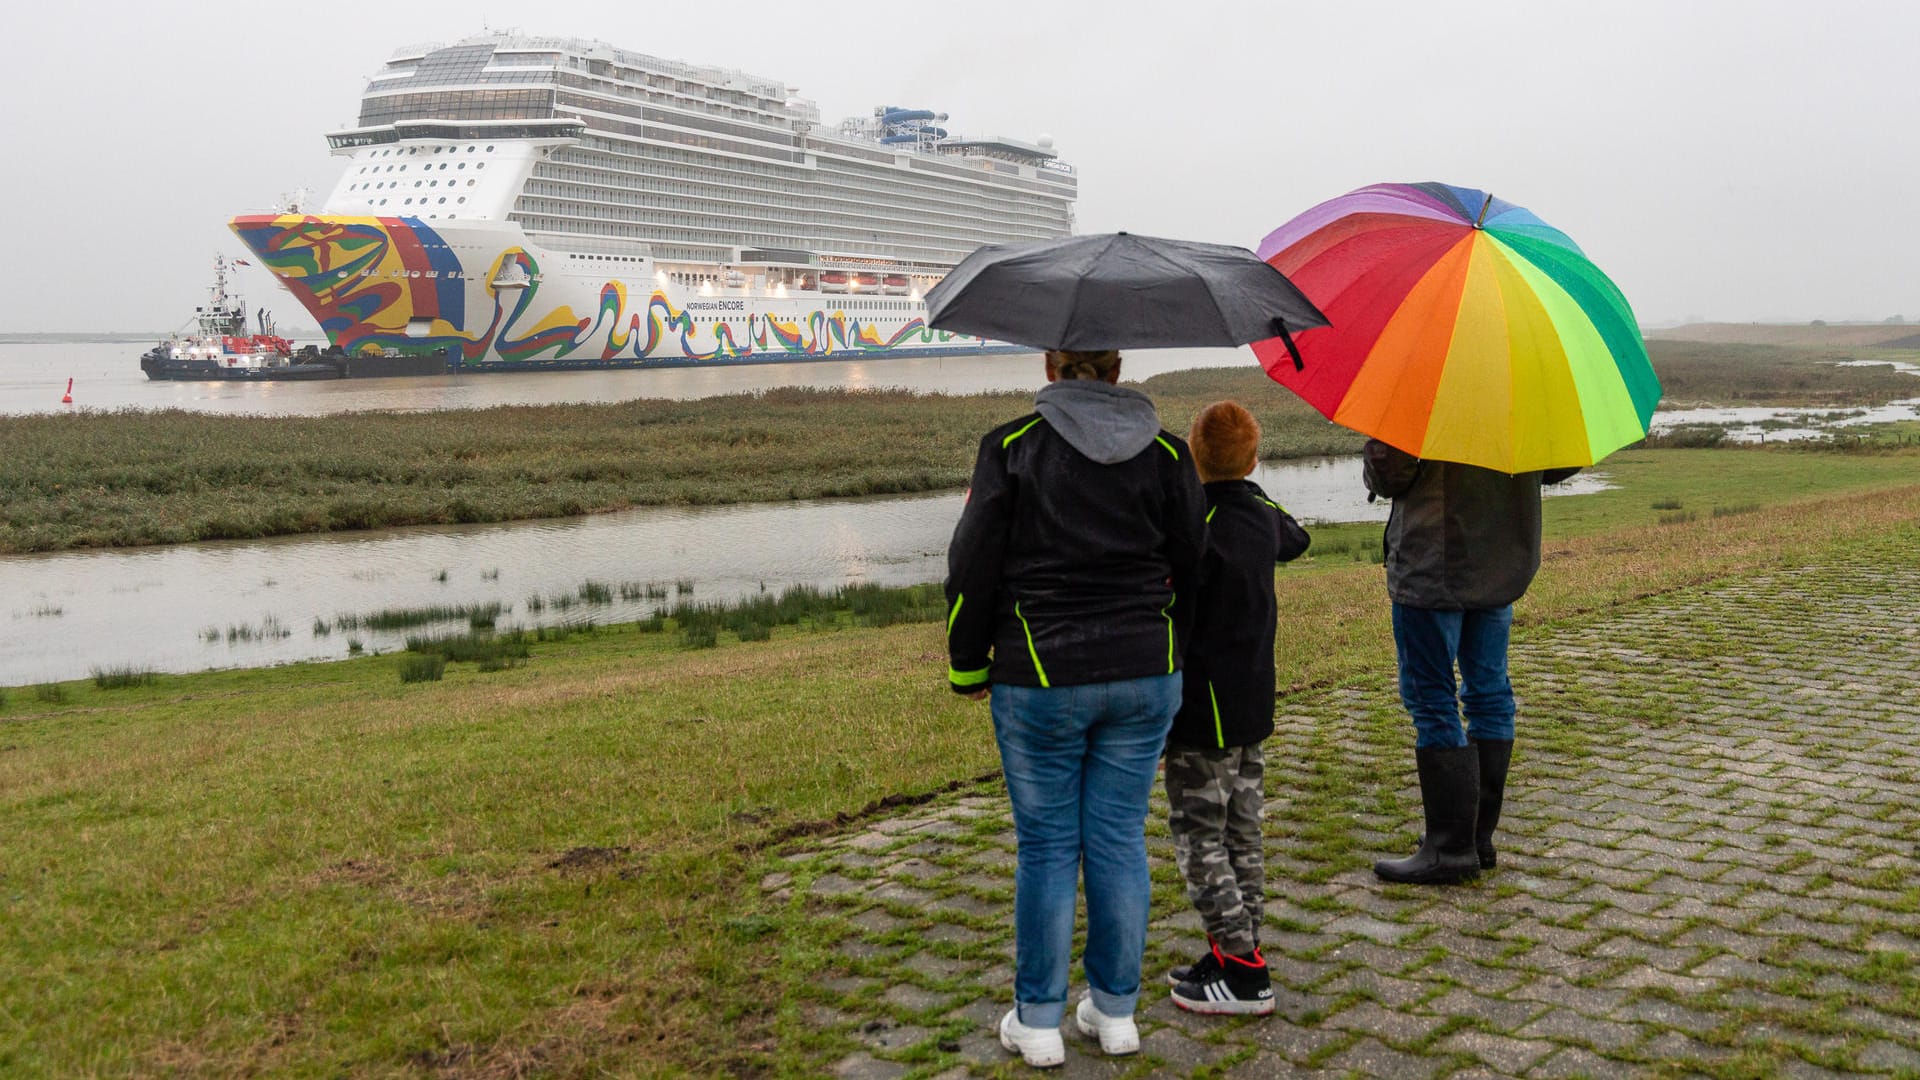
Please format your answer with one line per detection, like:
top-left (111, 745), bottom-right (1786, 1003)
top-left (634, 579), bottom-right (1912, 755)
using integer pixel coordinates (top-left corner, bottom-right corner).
top-left (999, 1008), bottom-right (1065, 1068)
top-left (1074, 994), bottom-right (1140, 1056)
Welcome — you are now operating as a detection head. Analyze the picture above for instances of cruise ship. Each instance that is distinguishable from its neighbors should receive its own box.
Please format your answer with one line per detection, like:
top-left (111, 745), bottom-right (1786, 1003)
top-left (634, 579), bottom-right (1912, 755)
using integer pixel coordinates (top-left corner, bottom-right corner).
top-left (230, 33), bottom-right (1077, 367)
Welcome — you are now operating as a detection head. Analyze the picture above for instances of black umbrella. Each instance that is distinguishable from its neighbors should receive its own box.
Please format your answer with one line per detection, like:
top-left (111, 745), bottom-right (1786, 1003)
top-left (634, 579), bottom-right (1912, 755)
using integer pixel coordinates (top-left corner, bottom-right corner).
top-left (923, 232), bottom-right (1329, 367)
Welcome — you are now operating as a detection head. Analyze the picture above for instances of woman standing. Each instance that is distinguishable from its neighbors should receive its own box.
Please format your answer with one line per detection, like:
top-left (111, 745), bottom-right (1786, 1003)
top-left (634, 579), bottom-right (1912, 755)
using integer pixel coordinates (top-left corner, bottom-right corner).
top-left (945, 349), bottom-right (1206, 1067)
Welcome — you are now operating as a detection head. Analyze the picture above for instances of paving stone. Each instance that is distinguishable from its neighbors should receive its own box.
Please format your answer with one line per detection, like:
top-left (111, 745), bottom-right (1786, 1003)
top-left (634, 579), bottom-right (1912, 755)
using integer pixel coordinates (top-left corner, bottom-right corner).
top-left (811, 873), bottom-right (870, 897)
top-left (848, 908), bottom-right (908, 934)
top-left (853, 1019), bottom-right (930, 1051)
top-left (1322, 1000), bottom-right (1446, 1044)
top-left (880, 984), bottom-right (956, 1015)
top-left (1138, 1026), bottom-right (1227, 1070)
top-left (1854, 1040), bottom-right (1920, 1073)
top-left (1514, 1008), bottom-right (1641, 1053)
top-left (1438, 1029), bottom-right (1559, 1074)
top-left (1321, 1036), bottom-right (1448, 1079)
top-left (1421, 988), bottom-right (1543, 1034)
top-left (1323, 913), bottom-right (1420, 945)
top-left (1525, 1045), bottom-right (1636, 1078)
top-left (1636, 1030), bottom-right (1736, 1066)
top-left (1251, 1018), bottom-right (1352, 1064)
top-left (1319, 968), bottom-right (1428, 1008)
top-left (831, 1052), bottom-right (910, 1079)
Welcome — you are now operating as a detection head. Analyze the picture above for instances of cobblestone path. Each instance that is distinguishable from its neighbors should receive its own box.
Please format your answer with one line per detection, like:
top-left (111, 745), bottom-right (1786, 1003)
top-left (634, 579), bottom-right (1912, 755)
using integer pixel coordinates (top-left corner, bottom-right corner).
top-left (763, 546), bottom-right (1920, 1078)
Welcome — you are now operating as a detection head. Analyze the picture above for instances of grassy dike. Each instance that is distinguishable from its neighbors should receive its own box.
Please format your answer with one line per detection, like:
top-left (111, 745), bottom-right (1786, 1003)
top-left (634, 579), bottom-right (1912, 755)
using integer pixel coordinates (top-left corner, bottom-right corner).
top-left (2, 446), bottom-right (1918, 1075)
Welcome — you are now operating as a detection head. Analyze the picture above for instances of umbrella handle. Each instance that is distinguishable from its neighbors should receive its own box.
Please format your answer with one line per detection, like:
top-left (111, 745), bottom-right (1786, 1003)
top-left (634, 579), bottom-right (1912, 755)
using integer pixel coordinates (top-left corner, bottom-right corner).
top-left (1273, 318), bottom-right (1304, 372)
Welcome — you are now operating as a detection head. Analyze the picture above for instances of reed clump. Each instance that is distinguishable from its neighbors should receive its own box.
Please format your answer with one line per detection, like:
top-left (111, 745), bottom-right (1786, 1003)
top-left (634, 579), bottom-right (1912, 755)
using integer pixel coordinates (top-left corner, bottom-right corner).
top-left (404, 630), bottom-right (533, 666)
top-left (91, 666), bottom-right (159, 690)
top-left (665, 581), bottom-right (946, 648)
top-left (397, 655), bottom-right (445, 683)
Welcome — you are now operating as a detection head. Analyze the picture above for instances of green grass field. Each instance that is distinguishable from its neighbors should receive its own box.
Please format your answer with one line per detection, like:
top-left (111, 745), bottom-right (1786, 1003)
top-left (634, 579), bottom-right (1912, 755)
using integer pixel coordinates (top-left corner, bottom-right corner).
top-left (4, 445), bottom-right (1919, 1075)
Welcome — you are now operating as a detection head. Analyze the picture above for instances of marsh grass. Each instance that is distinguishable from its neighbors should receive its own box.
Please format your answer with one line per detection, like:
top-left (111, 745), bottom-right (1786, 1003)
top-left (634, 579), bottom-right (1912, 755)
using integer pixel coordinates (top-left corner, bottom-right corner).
top-left (32, 683), bottom-right (67, 703)
top-left (404, 630), bottom-right (533, 665)
top-left (4, 462), bottom-right (1920, 1075)
top-left (325, 602), bottom-right (505, 634)
top-left (1646, 341), bottom-right (1920, 405)
top-left (397, 654), bottom-right (445, 683)
top-left (90, 666), bottom-right (158, 690)
top-left (0, 370), bottom-right (1349, 555)
top-left (667, 582), bottom-right (946, 647)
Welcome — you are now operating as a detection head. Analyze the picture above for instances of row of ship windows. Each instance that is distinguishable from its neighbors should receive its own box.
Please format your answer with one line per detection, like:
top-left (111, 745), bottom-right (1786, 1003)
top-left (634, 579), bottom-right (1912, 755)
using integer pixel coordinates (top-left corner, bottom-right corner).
top-left (358, 162), bottom-right (488, 174)
top-left (367, 145), bottom-right (498, 157)
top-left (355, 196), bottom-right (469, 207)
top-left (351, 180), bottom-right (478, 191)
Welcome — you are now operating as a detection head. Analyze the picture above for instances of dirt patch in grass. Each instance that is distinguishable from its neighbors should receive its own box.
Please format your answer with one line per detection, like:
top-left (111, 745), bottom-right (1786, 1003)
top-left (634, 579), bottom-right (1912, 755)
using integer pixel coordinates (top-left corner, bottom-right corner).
top-left (546, 846), bottom-right (628, 873)
top-left (756, 769), bottom-right (1002, 849)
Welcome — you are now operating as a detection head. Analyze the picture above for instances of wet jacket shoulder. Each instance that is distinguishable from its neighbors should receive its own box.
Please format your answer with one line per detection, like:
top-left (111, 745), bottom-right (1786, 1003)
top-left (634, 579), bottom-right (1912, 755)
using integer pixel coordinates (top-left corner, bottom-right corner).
top-left (944, 381), bottom-right (1206, 693)
top-left (1362, 439), bottom-right (1578, 610)
top-left (1168, 480), bottom-right (1309, 750)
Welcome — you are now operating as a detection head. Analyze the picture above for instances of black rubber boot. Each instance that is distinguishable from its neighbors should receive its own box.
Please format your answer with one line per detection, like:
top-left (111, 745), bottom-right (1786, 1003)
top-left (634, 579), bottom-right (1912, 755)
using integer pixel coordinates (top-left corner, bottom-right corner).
top-left (1374, 745), bottom-right (1481, 885)
top-left (1472, 738), bottom-right (1514, 870)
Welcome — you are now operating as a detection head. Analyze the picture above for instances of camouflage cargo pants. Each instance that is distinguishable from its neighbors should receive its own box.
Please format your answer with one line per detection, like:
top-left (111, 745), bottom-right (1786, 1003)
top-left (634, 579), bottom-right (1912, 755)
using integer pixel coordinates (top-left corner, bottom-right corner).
top-left (1164, 743), bottom-right (1265, 957)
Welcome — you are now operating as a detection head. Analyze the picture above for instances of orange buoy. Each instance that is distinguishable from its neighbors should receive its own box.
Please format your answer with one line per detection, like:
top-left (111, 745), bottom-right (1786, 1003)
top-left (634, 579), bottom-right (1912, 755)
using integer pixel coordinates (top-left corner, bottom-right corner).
top-left (61, 377), bottom-right (73, 404)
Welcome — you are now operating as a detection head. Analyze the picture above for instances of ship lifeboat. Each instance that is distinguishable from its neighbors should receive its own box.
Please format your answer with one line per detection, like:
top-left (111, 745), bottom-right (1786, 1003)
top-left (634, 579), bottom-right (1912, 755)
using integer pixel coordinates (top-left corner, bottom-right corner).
top-left (852, 272), bottom-right (881, 289)
top-left (820, 270), bottom-right (850, 294)
top-left (882, 273), bottom-right (909, 295)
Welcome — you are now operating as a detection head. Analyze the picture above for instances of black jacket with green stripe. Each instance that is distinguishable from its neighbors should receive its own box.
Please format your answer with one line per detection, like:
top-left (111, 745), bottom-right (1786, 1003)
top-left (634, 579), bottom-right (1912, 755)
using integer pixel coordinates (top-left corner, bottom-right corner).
top-left (1167, 479), bottom-right (1310, 750)
top-left (944, 408), bottom-right (1206, 694)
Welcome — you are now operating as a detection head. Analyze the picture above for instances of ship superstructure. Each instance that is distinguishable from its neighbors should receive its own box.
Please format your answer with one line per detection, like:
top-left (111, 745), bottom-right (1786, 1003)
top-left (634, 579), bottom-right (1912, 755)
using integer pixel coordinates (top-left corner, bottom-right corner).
top-left (231, 33), bottom-right (1077, 366)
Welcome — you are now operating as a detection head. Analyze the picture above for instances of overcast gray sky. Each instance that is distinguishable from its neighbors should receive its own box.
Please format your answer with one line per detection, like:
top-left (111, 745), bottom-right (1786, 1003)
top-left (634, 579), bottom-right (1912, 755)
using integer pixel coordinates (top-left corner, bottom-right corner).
top-left (5, 0), bottom-right (1914, 333)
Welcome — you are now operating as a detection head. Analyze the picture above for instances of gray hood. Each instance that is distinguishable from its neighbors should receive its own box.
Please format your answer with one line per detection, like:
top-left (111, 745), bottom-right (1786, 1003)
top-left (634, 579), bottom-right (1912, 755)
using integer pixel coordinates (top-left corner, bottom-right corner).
top-left (1033, 380), bottom-right (1162, 465)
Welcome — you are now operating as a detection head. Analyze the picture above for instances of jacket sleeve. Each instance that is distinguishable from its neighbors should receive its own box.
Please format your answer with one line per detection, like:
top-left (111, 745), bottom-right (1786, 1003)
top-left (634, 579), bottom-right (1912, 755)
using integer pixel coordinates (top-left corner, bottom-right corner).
top-left (1363, 439), bottom-right (1421, 499)
top-left (1274, 506), bottom-right (1311, 563)
top-left (1542, 466), bottom-right (1582, 486)
top-left (944, 432), bottom-right (1014, 693)
top-left (1162, 440), bottom-right (1208, 651)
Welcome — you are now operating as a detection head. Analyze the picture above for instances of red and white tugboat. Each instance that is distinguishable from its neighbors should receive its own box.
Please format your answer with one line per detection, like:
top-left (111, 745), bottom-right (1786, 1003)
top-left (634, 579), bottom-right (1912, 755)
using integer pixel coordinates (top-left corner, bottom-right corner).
top-left (140, 256), bottom-right (341, 380)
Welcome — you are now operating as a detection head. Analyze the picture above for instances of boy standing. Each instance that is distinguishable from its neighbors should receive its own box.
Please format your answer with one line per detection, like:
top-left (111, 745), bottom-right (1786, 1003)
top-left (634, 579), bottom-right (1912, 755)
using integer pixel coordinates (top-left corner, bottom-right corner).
top-left (1165, 401), bottom-right (1309, 1015)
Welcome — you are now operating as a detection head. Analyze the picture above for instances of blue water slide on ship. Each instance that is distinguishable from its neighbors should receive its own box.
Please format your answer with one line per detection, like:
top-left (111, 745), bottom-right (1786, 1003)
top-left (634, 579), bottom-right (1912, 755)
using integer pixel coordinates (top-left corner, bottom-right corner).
top-left (878, 106), bottom-right (949, 148)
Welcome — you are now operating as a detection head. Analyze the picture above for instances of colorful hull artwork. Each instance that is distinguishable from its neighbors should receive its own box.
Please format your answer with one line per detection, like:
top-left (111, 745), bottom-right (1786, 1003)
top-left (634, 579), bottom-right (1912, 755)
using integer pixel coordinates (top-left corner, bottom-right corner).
top-left (229, 214), bottom-right (1008, 367)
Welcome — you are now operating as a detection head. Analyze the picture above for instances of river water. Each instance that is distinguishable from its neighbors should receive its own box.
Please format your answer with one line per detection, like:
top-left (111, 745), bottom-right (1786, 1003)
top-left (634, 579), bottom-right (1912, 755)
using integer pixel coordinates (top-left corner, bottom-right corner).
top-left (0, 452), bottom-right (1612, 685)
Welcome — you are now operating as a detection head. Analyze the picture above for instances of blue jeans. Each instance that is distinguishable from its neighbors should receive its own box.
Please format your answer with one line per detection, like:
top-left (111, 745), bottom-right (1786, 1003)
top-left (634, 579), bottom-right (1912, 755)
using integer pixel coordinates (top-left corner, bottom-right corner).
top-left (1391, 603), bottom-right (1515, 748)
top-left (991, 672), bottom-right (1180, 1028)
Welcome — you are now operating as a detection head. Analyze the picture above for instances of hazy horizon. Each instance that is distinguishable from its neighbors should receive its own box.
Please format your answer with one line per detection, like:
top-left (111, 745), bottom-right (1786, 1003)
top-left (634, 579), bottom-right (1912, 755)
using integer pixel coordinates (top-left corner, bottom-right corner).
top-left (6, 0), bottom-right (1915, 335)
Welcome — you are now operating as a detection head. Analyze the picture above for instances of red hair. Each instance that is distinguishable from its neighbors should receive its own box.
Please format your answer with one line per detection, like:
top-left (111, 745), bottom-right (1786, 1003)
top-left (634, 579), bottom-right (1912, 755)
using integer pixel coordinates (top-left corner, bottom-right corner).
top-left (1189, 401), bottom-right (1261, 482)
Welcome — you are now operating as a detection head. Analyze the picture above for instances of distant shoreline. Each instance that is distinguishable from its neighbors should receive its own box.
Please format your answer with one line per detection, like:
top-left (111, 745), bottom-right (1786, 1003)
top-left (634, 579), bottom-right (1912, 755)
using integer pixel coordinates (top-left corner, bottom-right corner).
top-left (0, 333), bottom-right (168, 344)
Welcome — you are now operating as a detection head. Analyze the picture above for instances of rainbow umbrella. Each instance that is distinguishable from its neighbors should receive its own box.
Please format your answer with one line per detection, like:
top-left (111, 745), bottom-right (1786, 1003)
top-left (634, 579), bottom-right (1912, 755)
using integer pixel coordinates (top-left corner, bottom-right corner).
top-left (1253, 182), bottom-right (1661, 473)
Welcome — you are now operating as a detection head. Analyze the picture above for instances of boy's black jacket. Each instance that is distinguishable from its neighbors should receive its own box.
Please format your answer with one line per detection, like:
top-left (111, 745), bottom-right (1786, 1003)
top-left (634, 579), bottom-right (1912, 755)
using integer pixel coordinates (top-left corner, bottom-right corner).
top-left (944, 413), bottom-right (1206, 692)
top-left (1167, 479), bottom-right (1309, 749)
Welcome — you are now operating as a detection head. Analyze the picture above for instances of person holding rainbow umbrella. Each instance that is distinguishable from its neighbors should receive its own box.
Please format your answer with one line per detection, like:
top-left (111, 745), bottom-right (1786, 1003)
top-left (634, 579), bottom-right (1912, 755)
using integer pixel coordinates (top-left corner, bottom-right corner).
top-left (1253, 182), bottom-right (1661, 884)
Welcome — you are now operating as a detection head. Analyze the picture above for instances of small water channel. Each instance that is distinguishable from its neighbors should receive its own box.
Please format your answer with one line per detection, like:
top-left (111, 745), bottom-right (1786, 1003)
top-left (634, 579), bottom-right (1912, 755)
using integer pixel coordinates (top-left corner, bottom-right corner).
top-left (1, 457), bottom-right (1612, 685)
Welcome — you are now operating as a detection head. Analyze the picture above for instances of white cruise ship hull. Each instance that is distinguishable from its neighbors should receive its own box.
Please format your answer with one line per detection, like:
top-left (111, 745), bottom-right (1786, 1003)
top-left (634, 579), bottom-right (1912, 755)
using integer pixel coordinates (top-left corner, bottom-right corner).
top-left (230, 213), bottom-right (1016, 366)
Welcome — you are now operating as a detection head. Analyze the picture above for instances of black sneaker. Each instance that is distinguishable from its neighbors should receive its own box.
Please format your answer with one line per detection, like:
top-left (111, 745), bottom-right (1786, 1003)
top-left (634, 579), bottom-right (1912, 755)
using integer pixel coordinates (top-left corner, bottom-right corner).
top-left (1165, 946), bottom-right (1223, 987)
top-left (1171, 949), bottom-right (1275, 1016)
